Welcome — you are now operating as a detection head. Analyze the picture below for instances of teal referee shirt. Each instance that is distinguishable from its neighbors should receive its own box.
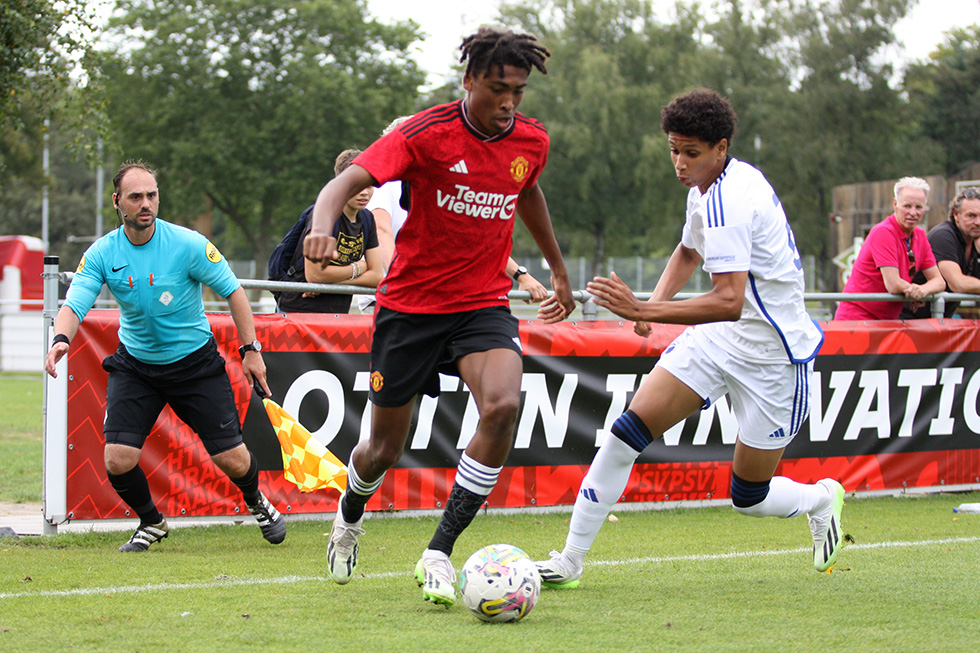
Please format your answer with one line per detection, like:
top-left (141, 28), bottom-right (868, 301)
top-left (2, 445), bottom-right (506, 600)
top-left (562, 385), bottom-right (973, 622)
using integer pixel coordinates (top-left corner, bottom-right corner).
top-left (65, 219), bottom-right (240, 364)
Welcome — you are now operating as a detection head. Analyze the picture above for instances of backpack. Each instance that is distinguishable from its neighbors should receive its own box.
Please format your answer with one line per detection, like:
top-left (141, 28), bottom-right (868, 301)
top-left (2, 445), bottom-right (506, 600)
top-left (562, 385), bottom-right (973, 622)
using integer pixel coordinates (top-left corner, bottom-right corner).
top-left (268, 204), bottom-right (314, 283)
top-left (267, 205), bottom-right (377, 304)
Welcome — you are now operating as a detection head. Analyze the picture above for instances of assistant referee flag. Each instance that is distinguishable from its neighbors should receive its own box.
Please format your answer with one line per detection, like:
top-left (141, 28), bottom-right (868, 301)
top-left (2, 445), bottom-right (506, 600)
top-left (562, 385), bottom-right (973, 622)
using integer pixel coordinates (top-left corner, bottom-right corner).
top-left (257, 388), bottom-right (347, 493)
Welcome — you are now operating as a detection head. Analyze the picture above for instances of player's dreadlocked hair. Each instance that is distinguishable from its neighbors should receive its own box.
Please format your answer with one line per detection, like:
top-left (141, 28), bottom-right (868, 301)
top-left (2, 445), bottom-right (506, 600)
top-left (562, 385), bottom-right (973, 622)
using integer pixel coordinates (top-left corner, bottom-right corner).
top-left (459, 26), bottom-right (550, 79)
top-left (660, 88), bottom-right (738, 147)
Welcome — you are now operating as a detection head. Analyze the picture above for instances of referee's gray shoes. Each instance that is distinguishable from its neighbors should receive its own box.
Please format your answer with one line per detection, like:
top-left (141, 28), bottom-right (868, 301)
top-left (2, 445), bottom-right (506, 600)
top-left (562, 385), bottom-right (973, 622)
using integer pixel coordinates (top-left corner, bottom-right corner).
top-left (118, 519), bottom-right (169, 552)
top-left (248, 492), bottom-right (286, 544)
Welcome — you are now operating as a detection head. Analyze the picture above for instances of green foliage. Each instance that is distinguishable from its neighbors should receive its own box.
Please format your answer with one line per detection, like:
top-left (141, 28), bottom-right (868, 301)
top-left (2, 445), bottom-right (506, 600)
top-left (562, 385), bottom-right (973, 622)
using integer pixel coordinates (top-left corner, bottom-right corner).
top-left (1, 495), bottom-right (978, 650)
top-left (99, 0), bottom-right (427, 263)
top-left (0, 117), bottom-right (108, 269)
top-left (2, 0), bottom-right (974, 289)
top-left (905, 25), bottom-right (980, 176)
top-left (0, 0), bottom-right (106, 174)
top-left (503, 0), bottom-right (696, 272)
top-left (700, 0), bottom-right (929, 288)
top-left (1, 0), bottom-right (84, 124)
top-left (500, 0), bottom-right (936, 288)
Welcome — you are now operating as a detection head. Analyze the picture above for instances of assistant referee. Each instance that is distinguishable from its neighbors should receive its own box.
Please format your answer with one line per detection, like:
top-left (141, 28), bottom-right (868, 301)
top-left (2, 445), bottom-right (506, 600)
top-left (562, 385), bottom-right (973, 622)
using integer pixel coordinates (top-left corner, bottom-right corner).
top-left (44, 160), bottom-right (285, 552)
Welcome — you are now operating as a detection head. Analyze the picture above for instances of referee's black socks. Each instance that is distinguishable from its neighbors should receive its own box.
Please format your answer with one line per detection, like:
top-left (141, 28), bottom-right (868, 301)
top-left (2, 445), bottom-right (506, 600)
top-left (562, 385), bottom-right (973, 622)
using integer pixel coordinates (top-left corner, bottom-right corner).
top-left (231, 452), bottom-right (262, 506)
top-left (107, 466), bottom-right (164, 525)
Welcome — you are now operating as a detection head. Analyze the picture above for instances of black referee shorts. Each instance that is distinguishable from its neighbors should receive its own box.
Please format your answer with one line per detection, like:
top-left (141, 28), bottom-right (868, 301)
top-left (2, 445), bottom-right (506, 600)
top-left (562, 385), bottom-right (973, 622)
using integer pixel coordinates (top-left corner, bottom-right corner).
top-left (369, 305), bottom-right (521, 407)
top-left (101, 337), bottom-right (243, 455)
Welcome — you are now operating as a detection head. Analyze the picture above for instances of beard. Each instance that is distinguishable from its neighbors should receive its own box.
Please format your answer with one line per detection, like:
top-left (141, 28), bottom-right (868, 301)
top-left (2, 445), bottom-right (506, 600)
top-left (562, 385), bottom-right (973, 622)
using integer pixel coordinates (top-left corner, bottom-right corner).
top-left (123, 212), bottom-right (156, 231)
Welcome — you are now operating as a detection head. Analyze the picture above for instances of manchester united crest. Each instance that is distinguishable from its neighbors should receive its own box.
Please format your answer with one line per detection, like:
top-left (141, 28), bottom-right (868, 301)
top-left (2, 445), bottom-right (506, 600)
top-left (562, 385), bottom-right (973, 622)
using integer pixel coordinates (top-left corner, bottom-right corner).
top-left (370, 370), bottom-right (384, 392)
top-left (510, 156), bottom-right (530, 183)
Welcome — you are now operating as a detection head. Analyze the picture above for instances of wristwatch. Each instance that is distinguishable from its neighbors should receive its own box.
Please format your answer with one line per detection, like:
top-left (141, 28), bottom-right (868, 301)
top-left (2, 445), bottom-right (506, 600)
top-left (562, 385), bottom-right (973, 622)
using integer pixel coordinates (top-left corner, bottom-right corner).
top-left (513, 265), bottom-right (528, 281)
top-left (239, 340), bottom-right (262, 358)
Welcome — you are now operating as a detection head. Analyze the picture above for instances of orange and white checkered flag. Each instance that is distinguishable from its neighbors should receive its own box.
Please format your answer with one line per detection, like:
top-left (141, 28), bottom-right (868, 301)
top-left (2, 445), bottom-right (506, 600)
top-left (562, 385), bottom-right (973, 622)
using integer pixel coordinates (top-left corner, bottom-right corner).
top-left (258, 389), bottom-right (347, 494)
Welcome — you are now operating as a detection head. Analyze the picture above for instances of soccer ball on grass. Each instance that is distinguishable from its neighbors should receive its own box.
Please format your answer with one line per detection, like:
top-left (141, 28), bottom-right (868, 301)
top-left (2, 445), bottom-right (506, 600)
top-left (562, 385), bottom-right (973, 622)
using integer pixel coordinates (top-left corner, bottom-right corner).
top-left (459, 543), bottom-right (541, 623)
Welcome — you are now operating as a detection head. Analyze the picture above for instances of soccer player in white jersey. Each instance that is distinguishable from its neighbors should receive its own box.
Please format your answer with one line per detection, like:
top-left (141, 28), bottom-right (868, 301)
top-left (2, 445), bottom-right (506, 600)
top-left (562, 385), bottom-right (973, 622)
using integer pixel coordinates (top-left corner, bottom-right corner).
top-left (536, 88), bottom-right (846, 587)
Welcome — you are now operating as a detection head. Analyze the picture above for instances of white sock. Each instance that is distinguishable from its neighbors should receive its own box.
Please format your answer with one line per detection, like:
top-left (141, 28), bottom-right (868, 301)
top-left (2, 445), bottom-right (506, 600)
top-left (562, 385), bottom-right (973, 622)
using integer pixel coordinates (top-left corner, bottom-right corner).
top-left (733, 476), bottom-right (828, 519)
top-left (564, 435), bottom-right (640, 564)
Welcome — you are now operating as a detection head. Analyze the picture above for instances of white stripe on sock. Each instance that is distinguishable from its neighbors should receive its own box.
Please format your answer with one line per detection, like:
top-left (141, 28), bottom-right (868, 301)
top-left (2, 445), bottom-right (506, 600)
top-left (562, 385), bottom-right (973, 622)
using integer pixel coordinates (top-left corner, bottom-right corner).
top-left (455, 452), bottom-right (500, 495)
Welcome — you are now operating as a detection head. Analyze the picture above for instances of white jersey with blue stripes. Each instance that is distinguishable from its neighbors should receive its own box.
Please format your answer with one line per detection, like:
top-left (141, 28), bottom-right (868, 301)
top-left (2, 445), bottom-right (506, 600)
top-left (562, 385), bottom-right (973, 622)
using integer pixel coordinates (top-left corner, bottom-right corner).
top-left (681, 157), bottom-right (823, 364)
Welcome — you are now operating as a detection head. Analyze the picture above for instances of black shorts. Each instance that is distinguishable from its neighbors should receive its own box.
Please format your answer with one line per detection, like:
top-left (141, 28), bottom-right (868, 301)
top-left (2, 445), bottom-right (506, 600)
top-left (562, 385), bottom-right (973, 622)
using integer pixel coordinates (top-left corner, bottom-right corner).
top-left (369, 305), bottom-right (521, 407)
top-left (101, 337), bottom-right (243, 455)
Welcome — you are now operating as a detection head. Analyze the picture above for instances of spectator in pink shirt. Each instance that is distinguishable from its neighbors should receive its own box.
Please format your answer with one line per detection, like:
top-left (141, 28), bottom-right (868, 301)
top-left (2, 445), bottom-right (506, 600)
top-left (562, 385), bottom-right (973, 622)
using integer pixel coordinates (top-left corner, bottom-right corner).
top-left (835, 177), bottom-right (946, 320)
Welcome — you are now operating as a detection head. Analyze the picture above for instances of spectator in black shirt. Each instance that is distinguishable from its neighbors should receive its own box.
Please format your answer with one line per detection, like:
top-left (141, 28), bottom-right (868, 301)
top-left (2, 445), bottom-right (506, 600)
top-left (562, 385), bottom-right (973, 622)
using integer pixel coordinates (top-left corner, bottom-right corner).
top-left (901, 187), bottom-right (980, 318)
top-left (276, 149), bottom-right (383, 313)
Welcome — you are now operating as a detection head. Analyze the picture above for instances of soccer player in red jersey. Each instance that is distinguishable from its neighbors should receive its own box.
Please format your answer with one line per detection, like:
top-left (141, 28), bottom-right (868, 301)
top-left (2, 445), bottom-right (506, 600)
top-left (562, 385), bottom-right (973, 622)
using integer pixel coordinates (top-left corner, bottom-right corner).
top-left (304, 27), bottom-right (576, 607)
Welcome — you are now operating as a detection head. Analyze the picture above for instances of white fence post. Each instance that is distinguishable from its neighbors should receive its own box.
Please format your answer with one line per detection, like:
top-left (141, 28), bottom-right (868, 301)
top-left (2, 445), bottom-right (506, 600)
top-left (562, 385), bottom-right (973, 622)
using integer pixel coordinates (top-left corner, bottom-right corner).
top-left (41, 256), bottom-right (68, 534)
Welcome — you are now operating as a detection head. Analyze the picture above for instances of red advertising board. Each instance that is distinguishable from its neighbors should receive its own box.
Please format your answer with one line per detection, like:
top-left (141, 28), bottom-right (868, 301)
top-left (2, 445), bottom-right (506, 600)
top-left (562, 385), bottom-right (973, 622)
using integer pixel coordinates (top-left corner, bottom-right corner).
top-left (60, 312), bottom-right (980, 521)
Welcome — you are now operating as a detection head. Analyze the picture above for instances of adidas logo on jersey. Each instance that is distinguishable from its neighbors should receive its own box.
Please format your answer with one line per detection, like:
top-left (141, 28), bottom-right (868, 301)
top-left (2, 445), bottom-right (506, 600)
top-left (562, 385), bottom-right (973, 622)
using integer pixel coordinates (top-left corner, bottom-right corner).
top-left (449, 159), bottom-right (469, 174)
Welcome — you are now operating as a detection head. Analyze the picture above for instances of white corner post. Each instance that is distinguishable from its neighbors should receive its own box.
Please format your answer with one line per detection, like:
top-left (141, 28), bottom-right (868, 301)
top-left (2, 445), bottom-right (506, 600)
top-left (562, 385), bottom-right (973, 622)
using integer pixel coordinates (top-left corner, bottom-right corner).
top-left (41, 255), bottom-right (68, 534)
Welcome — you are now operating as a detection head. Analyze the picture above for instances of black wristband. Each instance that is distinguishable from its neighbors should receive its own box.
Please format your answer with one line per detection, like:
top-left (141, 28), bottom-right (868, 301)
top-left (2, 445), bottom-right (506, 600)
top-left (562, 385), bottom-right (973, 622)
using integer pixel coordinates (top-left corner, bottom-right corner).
top-left (52, 334), bottom-right (70, 347)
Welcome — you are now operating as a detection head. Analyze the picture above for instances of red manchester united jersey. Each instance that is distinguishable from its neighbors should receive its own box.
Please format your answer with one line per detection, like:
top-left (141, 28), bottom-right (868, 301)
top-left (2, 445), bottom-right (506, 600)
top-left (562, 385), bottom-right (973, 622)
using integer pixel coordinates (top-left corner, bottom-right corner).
top-left (354, 99), bottom-right (549, 313)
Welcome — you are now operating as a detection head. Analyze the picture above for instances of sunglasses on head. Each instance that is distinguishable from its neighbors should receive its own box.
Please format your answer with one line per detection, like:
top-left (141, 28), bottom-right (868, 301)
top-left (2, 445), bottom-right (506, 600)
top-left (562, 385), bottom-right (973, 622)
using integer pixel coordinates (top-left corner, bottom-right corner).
top-left (905, 235), bottom-right (916, 276)
top-left (959, 187), bottom-right (980, 200)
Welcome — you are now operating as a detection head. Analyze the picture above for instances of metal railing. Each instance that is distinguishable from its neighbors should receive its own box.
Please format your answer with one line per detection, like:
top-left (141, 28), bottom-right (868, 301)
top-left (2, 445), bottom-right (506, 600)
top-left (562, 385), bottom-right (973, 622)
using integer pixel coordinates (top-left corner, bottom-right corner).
top-left (48, 270), bottom-right (980, 321)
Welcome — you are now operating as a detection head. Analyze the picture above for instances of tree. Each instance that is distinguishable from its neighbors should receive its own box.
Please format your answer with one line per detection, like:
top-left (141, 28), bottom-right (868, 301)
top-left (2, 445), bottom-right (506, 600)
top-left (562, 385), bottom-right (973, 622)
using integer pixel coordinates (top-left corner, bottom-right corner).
top-left (498, 0), bottom-right (940, 290)
top-left (501, 0), bottom-right (701, 276)
top-left (747, 0), bottom-right (930, 288)
top-left (905, 25), bottom-right (980, 176)
top-left (694, 0), bottom-right (792, 164)
top-left (100, 0), bottom-right (426, 265)
top-left (1, 0), bottom-right (104, 176)
top-left (0, 114), bottom-right (104, 270)
top-left (1, 0), bottom-right (92, 121)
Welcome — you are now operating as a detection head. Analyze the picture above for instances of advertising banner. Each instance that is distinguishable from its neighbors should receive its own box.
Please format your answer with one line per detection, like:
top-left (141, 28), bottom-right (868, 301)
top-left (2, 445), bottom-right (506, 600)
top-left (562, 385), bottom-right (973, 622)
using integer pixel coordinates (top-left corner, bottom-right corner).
top-left (61, 312), bottom-right (980, 520)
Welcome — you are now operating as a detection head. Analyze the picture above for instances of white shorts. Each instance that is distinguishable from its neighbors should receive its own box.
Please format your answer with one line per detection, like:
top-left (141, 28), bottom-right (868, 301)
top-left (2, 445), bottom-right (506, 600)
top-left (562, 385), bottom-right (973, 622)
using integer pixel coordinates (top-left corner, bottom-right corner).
top-left (356, 294), bottom-right (377, 314)
top-left (657, 327), bottom-right (812, 450)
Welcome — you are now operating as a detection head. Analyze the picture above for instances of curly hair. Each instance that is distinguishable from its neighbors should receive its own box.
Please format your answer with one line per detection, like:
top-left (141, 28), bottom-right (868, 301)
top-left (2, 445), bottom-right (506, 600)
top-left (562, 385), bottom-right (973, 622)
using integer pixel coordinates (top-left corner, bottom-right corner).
top-left (459, 26), bottom-right (550, 79)
top-left (660, 88), bottom-right (738, 146)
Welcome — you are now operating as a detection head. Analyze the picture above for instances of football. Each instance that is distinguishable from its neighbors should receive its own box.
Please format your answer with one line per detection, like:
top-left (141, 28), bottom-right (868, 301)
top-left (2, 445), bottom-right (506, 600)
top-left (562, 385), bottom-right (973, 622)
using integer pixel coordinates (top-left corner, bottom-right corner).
top-left (459, 543), bottom-right (541, 623)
